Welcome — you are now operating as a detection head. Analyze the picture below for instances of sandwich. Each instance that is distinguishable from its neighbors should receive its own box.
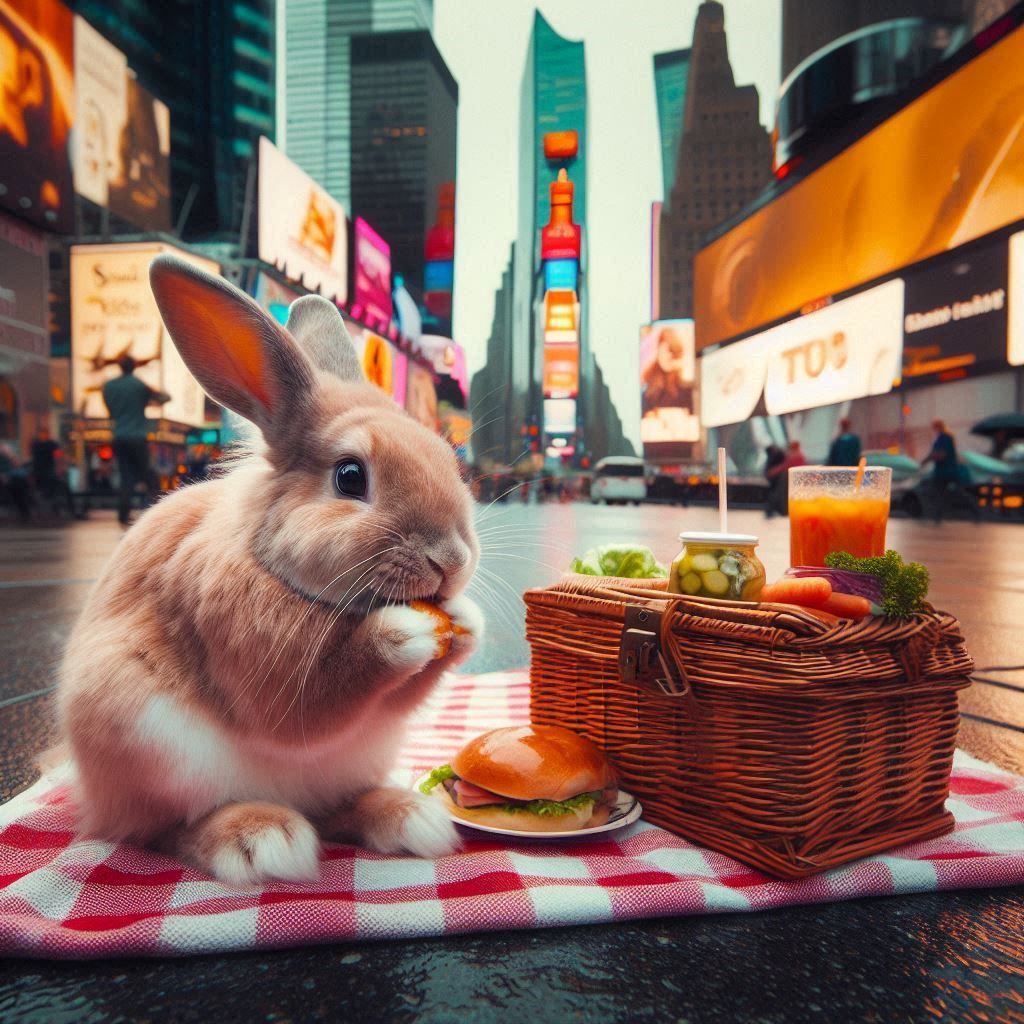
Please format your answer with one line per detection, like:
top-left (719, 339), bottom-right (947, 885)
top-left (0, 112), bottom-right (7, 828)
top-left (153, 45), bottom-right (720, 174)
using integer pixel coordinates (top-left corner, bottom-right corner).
top-left (420, 724), bottom-right (619, 832)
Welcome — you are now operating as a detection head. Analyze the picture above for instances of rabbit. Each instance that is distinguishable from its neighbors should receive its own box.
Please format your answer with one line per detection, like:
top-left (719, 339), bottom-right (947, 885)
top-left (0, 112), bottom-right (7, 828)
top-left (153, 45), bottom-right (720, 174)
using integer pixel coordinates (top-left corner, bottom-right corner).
top-left (56, 254), bottom-right (483, 886)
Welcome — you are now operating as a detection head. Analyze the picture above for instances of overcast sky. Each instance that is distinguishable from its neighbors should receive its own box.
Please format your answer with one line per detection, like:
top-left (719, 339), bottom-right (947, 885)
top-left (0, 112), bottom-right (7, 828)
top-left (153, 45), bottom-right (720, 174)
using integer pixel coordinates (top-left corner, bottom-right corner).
top-left (434, 0), bottom-right (782, 447)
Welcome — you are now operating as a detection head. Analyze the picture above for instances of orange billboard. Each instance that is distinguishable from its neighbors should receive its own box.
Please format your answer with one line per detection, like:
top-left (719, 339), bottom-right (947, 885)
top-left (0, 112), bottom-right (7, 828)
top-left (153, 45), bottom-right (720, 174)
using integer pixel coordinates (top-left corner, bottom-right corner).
top-left (543, 344), bottom-right (579, 398)
top-left (694, 23), bottom-right (1024, 352)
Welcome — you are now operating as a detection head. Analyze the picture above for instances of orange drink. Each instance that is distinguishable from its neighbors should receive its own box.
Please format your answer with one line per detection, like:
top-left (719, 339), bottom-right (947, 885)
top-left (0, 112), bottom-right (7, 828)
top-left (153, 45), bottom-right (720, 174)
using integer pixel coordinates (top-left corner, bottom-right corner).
top-left (788, 466), bottom-right (892, 567)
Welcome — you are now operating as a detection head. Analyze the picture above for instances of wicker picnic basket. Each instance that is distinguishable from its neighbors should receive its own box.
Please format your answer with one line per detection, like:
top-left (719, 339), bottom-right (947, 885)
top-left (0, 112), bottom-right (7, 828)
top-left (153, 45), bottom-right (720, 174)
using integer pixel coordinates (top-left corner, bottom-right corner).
top-left (524, 575), bottom-right (973, 879)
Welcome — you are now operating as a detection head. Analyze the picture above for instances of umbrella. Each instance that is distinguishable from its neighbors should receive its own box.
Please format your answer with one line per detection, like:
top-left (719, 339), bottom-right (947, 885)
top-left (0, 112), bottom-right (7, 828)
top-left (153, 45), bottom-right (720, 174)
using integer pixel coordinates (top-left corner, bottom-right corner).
top-left (970, 413), bottom-right (1024, 438)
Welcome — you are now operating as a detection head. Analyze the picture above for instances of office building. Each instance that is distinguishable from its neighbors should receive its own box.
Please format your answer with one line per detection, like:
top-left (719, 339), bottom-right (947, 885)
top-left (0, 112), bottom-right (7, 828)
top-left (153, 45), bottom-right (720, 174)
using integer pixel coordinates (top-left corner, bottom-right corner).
top-left (74, 0), bottom-right (275, 238)
top-left (653, 48), bottom-right (691, 205)
top-left (349, 29), bottom-right (458, 296)
top-left (658, 2), bottom-right (772, 318)
top-left (282, 0), bottom-right (432, 212)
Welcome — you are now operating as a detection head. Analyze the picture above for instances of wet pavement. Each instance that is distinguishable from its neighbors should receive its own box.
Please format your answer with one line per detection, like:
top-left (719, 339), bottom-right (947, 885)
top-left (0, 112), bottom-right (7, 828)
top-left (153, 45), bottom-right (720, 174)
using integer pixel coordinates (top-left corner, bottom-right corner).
top-left (1, 505), bottom-right (1023, 1022)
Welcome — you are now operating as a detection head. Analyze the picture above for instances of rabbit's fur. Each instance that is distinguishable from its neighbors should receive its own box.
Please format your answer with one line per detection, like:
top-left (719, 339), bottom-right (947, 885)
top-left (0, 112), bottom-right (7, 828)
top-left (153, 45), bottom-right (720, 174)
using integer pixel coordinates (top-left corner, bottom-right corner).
top-left (57, 256), bottom-right (481, 885)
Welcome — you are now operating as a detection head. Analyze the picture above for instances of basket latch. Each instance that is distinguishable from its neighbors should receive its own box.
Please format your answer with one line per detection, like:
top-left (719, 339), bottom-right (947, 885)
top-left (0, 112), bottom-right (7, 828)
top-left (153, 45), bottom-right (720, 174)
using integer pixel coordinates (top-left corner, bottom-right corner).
top-left (620, 605), bottom-right (690, 697)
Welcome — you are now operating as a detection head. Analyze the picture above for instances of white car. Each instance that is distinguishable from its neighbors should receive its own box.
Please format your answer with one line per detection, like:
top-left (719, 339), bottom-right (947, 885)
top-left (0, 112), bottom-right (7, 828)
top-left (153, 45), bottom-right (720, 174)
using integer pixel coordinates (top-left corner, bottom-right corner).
top-left (590, 456), bottom-right (647, 505)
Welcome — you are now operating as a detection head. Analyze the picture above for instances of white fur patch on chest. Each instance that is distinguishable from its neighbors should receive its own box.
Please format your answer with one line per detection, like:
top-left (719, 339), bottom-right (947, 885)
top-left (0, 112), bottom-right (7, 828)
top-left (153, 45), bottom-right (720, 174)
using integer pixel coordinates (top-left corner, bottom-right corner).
top-left (134, 693), bottom-right (406, 818)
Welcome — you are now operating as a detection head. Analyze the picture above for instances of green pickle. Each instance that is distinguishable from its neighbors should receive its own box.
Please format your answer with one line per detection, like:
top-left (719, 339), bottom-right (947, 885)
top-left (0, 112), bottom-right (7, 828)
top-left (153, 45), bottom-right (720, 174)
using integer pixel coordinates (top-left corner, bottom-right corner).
top-left (668, 532), bottom-right (766, 602)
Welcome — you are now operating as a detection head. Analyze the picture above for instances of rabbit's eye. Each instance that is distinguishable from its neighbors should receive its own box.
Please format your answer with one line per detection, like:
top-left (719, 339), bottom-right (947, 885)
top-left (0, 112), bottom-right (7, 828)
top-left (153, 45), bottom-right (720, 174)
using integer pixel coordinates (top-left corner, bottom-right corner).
top-left (334, 459), bottom-right (368, 499)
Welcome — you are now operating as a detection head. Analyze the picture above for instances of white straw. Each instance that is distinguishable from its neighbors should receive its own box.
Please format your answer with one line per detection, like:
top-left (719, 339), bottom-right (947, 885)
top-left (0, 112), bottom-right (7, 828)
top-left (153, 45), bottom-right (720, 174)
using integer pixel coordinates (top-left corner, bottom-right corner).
top-left (717, 446), bottom-right (728, 534)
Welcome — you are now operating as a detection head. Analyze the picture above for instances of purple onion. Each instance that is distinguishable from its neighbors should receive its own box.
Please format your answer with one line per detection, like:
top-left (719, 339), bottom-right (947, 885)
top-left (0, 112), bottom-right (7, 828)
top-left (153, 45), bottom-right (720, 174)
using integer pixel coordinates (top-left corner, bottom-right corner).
top-left (785, 566), bottom-right (884, 604)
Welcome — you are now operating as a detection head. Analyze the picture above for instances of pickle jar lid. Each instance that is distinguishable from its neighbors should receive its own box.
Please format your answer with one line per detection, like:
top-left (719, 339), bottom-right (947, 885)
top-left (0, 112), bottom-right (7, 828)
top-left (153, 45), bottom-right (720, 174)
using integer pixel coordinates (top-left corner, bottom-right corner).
top-left (679, 531), bottom-right (759, 545)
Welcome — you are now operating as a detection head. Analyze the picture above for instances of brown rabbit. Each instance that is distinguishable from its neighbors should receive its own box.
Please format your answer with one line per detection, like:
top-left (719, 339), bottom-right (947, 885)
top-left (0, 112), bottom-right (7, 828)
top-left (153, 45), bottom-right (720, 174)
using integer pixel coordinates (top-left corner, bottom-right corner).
top-left (57, 255), bottom-right (482, 885)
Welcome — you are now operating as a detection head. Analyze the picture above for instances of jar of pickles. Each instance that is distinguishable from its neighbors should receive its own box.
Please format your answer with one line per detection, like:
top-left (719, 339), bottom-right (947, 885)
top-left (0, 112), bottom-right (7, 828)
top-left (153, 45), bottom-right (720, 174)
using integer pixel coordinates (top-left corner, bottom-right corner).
top-left (667, 532), bottom-right (766, 602)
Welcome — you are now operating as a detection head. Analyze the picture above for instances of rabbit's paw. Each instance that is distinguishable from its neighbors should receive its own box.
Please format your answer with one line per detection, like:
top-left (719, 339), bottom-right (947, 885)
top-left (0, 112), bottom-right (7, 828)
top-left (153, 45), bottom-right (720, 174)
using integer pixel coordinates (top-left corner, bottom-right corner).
top-left (354, 787), bottom-right (460, 858)
top-left (440, 594), bottom-right (483, 658)
top-left (191, 802), bottom-right (321, 886)
top-left (373, 603), bottom-right (447, 667)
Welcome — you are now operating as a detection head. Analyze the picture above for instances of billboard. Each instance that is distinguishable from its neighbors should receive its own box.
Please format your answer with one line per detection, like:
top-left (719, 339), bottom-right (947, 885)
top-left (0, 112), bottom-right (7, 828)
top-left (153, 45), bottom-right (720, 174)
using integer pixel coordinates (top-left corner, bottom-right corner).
top-left (543, 397), bottom-right (576, 436)
top-left (73, 16), bottom-right (171, 231)
top-left (902, 238), bottom-right (1008, 386)
top-left (0, 211), bottom-right (49, 365)
top-left (694, 23), bottom-right (1024, 352)
top-left (542, 344), bottom-right (579, 398)
top-left (543, 289), bottom-right (579, 343)
top-left (252, 272), bottom-right (301, 326)
top-left (1011, 230), bottom-right (1024, 367)
top-left (0, 0), bottom-right (74, 232)
top-left (353, 216), bottom-right (392, 329)
top-left (406, 361), bottom-right (438, 432)
top-left (700, 279), bottom-right (904, 428)
top-left (258, 136), bottom-right (348, 304)
top-left (358, 330), bottom-right (408, 407)
top-left (70, 243), bottom-right (220, 428)
top-left (640, 320), bottom-right (698, 450)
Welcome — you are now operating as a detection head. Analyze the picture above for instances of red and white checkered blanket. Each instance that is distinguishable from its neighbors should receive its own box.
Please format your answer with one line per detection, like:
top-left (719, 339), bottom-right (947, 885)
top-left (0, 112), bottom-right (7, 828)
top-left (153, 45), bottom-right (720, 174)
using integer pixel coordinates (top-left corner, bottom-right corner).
top-left (2, 669), bottom-right (1023, 959)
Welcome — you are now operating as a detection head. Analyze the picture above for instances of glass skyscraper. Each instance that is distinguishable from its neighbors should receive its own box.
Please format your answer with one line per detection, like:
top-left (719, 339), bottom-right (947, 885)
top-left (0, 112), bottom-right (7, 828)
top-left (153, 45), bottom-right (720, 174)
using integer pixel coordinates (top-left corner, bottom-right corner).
top-left (515, 11), bottom-right (587, 444)
top-left (653, 48), bottom-right (690, 206)
top-left (283, 0), bottom-right (433, 211)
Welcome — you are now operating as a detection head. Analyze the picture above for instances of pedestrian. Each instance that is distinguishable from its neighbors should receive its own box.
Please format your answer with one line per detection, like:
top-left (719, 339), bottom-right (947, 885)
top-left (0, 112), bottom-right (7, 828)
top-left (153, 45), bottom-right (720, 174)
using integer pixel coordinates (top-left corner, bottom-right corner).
top-left (0, 442), bottom-right (30, 522)
top-left (767, 440), bottom-right (806, 516)
top-left (920, 419), bottom-right (977, 523)
top-left (827, 417), bottom-right (861, 467)
top-left (763, 444), bottom-right (785, 517)
top-left (101, 355), bottom-right (169, 525)
top-left (30, 425), bottom-right (75, 518)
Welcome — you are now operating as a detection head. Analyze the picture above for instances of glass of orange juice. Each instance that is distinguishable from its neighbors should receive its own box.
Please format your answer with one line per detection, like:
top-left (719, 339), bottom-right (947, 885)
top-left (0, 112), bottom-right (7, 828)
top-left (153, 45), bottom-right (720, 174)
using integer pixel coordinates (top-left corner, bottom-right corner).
top-left (788, 466), bottom-right (892, 567)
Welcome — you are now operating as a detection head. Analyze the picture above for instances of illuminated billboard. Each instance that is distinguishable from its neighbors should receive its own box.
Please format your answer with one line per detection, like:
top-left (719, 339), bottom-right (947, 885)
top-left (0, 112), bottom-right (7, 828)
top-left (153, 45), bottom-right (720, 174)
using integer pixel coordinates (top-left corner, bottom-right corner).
top-left (70, 243), bottom-right (220, 428)
top-left (543, 344), bottom-right (579, 398)
top-left (902, 238), bottom-right (1008, 386)
top-left (700, 279), bottom-right (904, 428)
top-left (359, 331), bottom-right (408, 407)
top-left (258, 136), bottom-right (348, 304)
top-left (694, 23), bottom-right (1024, 352)
top-left (640, 320), bottom-right (698, 449)
top-left (252, 272), bottom-right (301, 326)
top-left (543, 289), bottom-right (579, 343)
top-left (406, 362), bottom-right (438, 432)
top-left (73, 16), bottom-right (171, 231)
top-left (1009, 230), bottom-right (1024, 368)
top-left (544, 397), bottom-right (576, 436)
top-left (0, 0), bottom-right (74, 232)
top-left (353, 216), bottom-right (392, 329)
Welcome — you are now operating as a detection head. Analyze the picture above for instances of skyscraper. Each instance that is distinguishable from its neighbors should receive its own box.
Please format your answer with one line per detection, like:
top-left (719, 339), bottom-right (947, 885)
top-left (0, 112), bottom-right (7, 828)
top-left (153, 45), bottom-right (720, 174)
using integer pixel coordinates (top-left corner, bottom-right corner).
top-left (653, 48), bottom-right (691, 205)
top-left (74, 0), bottom-right (276, 237)
top-left (349, 29), bottom-right (458, 296)
top-left (515, 11), bottom-right (587, 459)
top-left (658, 2), bottom-right (772, 318)
top-left (282, 0), bottom-right (432, 211)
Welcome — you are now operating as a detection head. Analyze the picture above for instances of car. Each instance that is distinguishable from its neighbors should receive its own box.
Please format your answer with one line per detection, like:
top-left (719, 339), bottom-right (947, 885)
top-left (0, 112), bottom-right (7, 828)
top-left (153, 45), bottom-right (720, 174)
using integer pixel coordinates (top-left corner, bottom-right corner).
top-left (590, 456), bottom-right (647, 505)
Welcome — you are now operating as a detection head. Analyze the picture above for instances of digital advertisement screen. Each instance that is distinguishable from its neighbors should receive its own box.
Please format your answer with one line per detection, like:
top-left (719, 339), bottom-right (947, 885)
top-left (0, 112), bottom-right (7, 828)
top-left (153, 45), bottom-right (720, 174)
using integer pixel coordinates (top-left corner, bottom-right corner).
top-left (258, 136), bottom-right (348, 304)
top-left (73, 16), bottom-right (171, 231)
top-left (694, 23), bottom-right (1024, 352)
top-left (0, 0), bottom-right (74, 232)
top-left (543, 397), bottom-right (576, 436)
top-left (406, 362), bottom-right (438, 432)
top-left (70, 243), bottom-right (219, 427)
top-left (542, 344), bottom-right (579, 398)
top-left (639, 320), bottom-right (698, 448)
top-left (354, 216), bottom-right (392, 328)
top-left (700, 279), bottom-right (904, 428)
top-left (901, 237), bottom-right (1008, 386)
top-left (252, 272), bottom-right (301, 326)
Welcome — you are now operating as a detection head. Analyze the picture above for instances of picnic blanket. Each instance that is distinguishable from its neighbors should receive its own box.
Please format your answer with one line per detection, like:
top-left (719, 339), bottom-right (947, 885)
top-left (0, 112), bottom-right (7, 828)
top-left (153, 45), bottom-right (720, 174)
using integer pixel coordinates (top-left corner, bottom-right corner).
top-left (2, 668), bottom-right (1023, 959)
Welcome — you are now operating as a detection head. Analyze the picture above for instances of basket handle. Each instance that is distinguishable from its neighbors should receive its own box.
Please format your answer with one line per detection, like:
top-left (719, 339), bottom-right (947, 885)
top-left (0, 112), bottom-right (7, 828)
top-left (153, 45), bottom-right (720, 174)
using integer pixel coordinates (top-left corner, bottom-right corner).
top-left (619, 604), bottom-right (708, 760)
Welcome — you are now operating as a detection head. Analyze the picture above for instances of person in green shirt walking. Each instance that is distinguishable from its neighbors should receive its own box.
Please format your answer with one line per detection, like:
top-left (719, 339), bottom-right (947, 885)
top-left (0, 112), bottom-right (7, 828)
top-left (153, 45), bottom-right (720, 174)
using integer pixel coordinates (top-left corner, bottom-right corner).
top-left (827, 417), bottom-right (862, 467)
top-left (101, 356), bottom-right (169, 525)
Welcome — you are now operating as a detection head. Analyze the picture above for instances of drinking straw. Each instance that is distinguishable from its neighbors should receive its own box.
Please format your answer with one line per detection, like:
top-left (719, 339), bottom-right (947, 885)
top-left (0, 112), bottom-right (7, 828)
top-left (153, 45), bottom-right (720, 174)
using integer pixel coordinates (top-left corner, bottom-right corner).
top-left (718, 446), bottom-right (728, 533)
top-left (854, 455), bottom-right (867, 491)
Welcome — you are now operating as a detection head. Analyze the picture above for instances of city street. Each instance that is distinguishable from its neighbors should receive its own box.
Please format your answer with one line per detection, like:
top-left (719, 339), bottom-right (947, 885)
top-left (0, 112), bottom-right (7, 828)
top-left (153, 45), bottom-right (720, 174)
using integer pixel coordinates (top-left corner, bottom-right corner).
top-left (1, 504), bottom-right (1023, 1022)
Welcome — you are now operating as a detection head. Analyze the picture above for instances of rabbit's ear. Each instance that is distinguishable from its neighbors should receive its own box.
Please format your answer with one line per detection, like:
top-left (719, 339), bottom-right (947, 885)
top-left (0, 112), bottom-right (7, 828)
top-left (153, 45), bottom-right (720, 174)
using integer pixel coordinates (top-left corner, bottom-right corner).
top-left (284, 296), bottom-right (364, 383)
top-left (149, 255), bottom-right (314, 434)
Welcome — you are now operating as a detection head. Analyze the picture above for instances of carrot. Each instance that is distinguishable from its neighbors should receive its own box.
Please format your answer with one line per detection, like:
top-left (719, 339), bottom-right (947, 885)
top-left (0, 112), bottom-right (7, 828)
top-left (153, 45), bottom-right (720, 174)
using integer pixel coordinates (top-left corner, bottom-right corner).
top-left (819, 591), bottom-right (872, 620)
top-left (759, 576), bottom-right (832, 608)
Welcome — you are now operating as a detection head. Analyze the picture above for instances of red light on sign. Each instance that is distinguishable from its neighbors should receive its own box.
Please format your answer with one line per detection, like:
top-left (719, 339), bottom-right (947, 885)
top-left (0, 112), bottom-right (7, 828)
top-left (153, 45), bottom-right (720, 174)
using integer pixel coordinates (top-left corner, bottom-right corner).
top-left (98, 445), bottom-right (114, 461)
top-left (543, 130), bottom-right (579, 160)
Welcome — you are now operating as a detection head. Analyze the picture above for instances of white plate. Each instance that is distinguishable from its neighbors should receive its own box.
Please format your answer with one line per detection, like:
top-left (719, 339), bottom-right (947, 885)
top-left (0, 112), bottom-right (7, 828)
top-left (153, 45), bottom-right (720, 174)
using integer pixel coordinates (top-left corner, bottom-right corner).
top-left (415, 776), bottom-right (643, 838)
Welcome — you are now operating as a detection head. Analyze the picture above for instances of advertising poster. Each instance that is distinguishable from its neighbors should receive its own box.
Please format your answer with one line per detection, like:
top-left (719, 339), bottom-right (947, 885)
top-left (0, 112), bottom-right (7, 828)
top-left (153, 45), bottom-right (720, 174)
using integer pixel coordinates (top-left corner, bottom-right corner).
top-left (695, 24), bottom-right (1024, 352)
top-left (543, 397), bottom-right (576, 436)
top-left (406, 361), bottom-right (438, 432)
top-left (73, 17), bottom-right (172, 231)
top-left (700, 279), bottom-right (904, 427)
top-left (542, 344), bottom-right (579, 398)
top-left (543, 289), bottom-right (579, 343)
top-left (354, 217), bottom-right (393, 329)
top-left (902, 239), bottom-right (1008, 385)
top-left (0, 211), bottom-right (49, 365)
top-left (0, 0), bottom-right (74, 232)
top-left (253, 272), bottom-right (301, 326)
top-left (640, 320), bottom-right (699, 447)
top-left (418, 335), bottom-right (468, 404)
top-left (70, 243), bottom-right (219, 427)
top-left (258, 136), bottom-right (348, 304)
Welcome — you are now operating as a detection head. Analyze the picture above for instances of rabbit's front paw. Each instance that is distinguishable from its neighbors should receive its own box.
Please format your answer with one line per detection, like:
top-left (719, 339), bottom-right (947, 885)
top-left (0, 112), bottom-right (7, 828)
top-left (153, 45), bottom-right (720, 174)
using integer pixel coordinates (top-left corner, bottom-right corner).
top-left (439, 594), bottom-right (483, 660)
top-left (190, 802), bottom-right (321, 887)
top-left (373, 604), bottom-right (446, 668)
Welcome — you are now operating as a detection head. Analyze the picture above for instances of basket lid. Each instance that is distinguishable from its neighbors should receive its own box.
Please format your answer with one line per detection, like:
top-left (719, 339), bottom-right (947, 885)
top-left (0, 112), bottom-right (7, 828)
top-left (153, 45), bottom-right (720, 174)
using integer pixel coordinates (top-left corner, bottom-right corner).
top-left (679, 531), bottom-right (759, 545)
